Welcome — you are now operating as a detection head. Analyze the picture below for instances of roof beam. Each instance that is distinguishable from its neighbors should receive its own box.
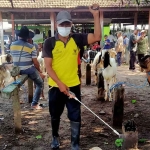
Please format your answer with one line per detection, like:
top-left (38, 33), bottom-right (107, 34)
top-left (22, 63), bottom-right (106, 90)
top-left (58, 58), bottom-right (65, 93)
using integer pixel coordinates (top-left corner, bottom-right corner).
top-left (9, 0), bottom-right (14, 8)
top-left (0, 7), bottom-right (150, 13)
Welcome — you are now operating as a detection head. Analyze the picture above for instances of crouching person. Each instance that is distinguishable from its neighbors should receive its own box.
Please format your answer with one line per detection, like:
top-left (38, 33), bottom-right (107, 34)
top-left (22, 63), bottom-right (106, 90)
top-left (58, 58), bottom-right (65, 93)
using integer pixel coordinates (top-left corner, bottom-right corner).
top-left (43, 4), bottom-right (101, 150)
top-left (10, 26), bottom-right (44, 110)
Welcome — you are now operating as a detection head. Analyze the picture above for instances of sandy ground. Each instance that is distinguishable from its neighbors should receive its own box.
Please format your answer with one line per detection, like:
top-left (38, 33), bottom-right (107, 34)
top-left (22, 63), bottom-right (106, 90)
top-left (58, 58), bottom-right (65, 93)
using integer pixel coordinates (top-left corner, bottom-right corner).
top-left (0, 62), bottom-right (150, 150)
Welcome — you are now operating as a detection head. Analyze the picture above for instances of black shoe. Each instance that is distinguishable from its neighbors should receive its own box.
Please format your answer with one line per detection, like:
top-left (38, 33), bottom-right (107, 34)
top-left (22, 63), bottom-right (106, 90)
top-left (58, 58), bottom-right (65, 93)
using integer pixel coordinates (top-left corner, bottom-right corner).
top-left (71, 121), bottom-right (81, 150)
top-left (51, 136), bottom-right (60, 149)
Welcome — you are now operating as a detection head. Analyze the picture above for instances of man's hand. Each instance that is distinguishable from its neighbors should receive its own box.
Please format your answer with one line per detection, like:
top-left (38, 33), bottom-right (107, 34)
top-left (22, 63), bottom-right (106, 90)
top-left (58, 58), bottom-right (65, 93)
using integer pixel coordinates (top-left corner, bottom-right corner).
top-left (57, 81), bottom-right (69, 96)
top-left (89, 4), bottom-right (99, 16)
top-left (39, 72), bottom-right (45, 79)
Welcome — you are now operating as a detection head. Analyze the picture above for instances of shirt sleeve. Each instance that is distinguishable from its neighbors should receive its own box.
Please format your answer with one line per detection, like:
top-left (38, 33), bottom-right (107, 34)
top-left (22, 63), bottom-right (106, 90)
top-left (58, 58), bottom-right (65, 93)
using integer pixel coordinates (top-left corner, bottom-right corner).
top-left (107, 39), bottom-right (110, 44)
top-left (43, 38), bottom-right (53, 58)
top-left (75, 33), bottom-right (88, 47)
top-left (31, 46), bottom-right (37, 58)
top-left (131, 34), bottom-right (136, 42)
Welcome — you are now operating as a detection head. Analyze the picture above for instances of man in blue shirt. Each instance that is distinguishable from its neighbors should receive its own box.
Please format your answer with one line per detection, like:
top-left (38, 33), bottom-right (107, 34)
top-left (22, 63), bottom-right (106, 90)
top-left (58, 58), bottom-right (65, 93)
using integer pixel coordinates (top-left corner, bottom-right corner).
top-left (103, 35), bottom-right (111, 50)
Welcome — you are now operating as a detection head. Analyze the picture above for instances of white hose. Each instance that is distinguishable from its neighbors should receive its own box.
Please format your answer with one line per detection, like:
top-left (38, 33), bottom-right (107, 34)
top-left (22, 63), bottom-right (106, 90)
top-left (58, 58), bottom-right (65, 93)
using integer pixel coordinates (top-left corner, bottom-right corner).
top-left (73, 96), bottom-right (120, 136)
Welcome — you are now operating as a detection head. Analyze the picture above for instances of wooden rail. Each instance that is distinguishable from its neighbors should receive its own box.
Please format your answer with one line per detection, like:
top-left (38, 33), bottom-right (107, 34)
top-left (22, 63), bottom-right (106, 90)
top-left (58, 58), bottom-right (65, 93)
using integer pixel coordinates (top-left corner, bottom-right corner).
top-left (1, 75), bottom-right (33, 133)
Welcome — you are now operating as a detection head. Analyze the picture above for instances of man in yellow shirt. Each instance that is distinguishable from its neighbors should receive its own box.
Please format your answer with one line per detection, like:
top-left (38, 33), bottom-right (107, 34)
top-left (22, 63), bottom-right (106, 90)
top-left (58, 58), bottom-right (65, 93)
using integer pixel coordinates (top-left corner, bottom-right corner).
top-left (43, 4), bottom-right (101, 150)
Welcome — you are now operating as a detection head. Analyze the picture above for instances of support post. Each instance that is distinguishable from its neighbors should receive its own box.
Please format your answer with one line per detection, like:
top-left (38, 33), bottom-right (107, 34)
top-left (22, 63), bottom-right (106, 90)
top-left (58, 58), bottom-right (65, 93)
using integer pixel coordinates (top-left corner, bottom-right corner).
top-left (148, 10), bottom-right (150, 49)
top-left (0, 12), bottom-right (4, 55)
top-left (28, 79), bottom-right (33, 103)
top-left (100, 11), bottom-right (104, 47)
top-left (112, 86), bottom-right (124, 127)
top-left (11, 13), bottom-right (15, 41)
top-left (50, 12), bottom-right (56, 37)
top-left (134, 12), bottom-right (137, 29)
top-left (12, 88), bottom-right (22, 133)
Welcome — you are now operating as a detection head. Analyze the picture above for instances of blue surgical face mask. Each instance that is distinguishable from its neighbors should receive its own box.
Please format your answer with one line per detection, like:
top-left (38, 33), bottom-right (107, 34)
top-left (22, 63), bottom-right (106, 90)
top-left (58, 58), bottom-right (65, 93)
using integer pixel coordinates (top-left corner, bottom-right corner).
top-left (57, 26), bottom-right (71, 37)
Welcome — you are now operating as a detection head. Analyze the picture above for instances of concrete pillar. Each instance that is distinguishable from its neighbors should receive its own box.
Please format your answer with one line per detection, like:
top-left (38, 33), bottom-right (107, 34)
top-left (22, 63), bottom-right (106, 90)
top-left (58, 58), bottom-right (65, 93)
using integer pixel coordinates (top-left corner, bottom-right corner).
top-left (11, 13), bottom-right (15, 41)
top-left (0, 12), bottom-right (4, 55)
top-left (100, 11), bottom-right (104, 47)
top-left (134, 12), bottom-right (138, 29)
top-left (148, 10), bottom-right (150, 48)
top-left (50, 12), bottom-right (56, 37)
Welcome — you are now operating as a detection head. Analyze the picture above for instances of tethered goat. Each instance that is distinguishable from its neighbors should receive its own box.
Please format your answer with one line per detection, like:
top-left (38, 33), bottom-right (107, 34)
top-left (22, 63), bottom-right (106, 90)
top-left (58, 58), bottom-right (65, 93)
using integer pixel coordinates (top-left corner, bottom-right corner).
top-left (102, 51), bottom-right (117, 101)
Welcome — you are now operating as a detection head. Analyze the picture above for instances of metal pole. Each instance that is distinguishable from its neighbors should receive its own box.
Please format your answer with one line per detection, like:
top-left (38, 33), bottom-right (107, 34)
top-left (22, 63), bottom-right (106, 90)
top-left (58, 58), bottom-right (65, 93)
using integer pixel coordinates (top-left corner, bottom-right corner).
top-left (0, 12), bottom-right (4, 55)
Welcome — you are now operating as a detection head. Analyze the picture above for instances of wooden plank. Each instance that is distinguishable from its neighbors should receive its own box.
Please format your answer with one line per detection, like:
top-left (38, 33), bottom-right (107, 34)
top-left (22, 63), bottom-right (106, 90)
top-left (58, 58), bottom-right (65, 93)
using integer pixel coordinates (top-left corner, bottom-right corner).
top-left (0, 7), bottom-right (150, 13)
top-left (12, 87), bottom-right (22, 133)
top-left (28, 78), bottom-right (33, 103)
top-left (112, 86), bottom-right (124, 127)
top-left (1, 75), bottom-right (28, 99)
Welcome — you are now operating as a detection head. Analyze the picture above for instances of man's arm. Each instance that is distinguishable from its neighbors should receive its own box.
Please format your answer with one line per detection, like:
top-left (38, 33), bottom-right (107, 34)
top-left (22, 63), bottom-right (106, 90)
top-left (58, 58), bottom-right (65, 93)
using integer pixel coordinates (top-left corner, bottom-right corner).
top-left (44, 58), bottom-right (69, 95)
top-left (43, 39), bottom-right (69, 95)
top-left (87, 5), bottom-right (101, 44)
top-left (31, 46), bottom-right (42, 73)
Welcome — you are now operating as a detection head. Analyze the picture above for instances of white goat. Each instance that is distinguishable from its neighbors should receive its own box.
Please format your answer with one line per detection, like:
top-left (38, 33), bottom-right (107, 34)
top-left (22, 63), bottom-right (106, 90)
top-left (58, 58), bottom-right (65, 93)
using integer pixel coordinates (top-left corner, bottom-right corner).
top-left (37, 51), bottom-right (45, 73)
top-left (102, 51), bottom-right (117, 101)
top-left (0, 65), bottom-right (11, 91)
top-left (92, 49), bottom-right (117, 85)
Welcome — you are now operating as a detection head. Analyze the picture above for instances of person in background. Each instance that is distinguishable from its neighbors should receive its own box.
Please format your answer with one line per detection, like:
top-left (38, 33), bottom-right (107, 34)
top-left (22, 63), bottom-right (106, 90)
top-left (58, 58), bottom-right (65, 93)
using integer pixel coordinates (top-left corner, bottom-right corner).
top-left (123, 34), bottom-right (129, 65)
top-left (128, 28), bottom-right (141, 71)
top-left (43, 4), bottom-right (101, 150)
top-left (10, 26), bottom-right (44, 110)
top-left (103, 35), bottom-right (111, 50)
top-left (137, 30), bottom-right (148, 71)
top-left (108, 31), bottom-right (115, 48)
top-left (115, 31), bottom-right (124, 66)
top-left (92, 42), bottom-right (100, 51)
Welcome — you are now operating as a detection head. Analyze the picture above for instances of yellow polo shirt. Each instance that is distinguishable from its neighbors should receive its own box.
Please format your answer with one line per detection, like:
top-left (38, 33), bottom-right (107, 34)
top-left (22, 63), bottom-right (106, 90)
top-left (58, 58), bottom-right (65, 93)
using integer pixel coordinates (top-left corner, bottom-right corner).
top-left (43, 33), bottom-right (88, 87)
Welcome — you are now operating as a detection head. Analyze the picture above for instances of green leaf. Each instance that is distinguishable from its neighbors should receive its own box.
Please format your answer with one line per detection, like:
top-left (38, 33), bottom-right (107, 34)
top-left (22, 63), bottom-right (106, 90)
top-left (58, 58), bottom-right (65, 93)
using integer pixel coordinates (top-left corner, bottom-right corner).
top-left (36, 135), bottom-right (42, 139)
top-left (115, 139), bottom-right (123, 147)
top-left (138, 139), bottom-right (147, 143)
top-left (131, 100), bottom-right (137, 104)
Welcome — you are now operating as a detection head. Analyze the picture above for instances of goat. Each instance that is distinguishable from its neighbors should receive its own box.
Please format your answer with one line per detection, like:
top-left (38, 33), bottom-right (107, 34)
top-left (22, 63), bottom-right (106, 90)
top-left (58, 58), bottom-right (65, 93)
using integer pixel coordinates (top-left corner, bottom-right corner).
top-left (93, 49), bottom-right (117, 85)
top-left (102, 51), bottom-right (117, 101)
top-left (37, 51), bottom-right (45, 73)
top-left (0, 65), bottom-right (11, 91)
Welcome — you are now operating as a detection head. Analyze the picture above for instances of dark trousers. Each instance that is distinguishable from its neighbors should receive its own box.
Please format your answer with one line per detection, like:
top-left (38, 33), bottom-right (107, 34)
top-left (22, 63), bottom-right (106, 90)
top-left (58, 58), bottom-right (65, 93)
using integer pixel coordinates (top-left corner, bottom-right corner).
top-left (129, 51), bottom-right (136, 70)
top-left (138, 54), bottom-right (145, 63)
top-left (117, 52), bottom-right (122, 66)
top-left (49, 85), bottom-right (81, 122)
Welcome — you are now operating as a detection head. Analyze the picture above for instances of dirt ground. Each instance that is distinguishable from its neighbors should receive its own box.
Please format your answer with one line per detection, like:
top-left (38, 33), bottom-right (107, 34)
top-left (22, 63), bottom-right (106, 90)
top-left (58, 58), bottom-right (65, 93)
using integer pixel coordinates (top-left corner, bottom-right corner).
top-left (0, 63), bottom-right (150, 150)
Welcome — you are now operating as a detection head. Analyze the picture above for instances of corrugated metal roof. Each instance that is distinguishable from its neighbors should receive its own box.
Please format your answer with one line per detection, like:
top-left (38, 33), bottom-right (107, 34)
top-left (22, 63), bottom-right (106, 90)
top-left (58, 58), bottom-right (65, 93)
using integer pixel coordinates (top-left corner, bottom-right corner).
top-left (0, 0), bottom-right (149, 8)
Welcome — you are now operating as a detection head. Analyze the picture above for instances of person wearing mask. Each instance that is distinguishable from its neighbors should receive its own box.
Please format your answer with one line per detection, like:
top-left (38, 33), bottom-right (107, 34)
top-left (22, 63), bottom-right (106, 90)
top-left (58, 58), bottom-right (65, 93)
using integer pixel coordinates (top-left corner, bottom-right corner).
top-left (43, 4), bottom-right (101, 150)
top-left (115, 31), bottom-right (124, 66)
top-left (128, 28), bottom-right (141, 71)
top-left (10, 26), bottom-right (44, 110)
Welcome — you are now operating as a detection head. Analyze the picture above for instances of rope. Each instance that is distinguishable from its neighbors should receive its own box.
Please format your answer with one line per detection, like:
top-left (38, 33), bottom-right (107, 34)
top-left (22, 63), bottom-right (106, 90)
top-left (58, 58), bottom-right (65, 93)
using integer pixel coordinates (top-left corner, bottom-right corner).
top-left (109, 79), bottom-right (149, 93)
